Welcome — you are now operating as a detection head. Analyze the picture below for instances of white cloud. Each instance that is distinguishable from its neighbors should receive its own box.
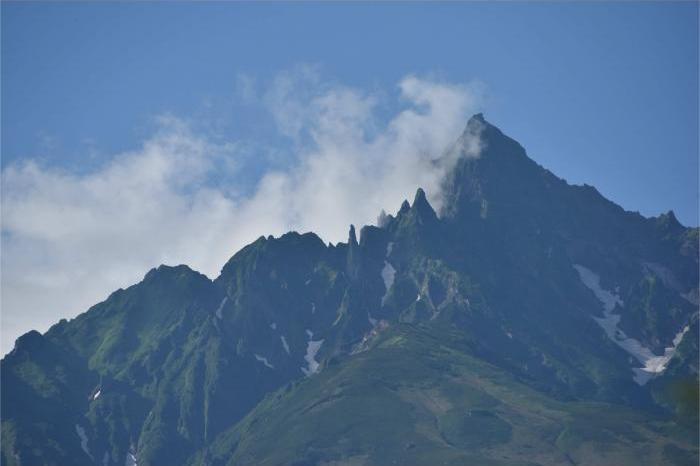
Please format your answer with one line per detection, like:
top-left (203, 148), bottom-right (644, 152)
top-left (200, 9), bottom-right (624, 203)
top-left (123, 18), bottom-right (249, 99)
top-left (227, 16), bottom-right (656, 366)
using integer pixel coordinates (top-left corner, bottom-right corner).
top-left (1, 71), bottom-right (482, 355)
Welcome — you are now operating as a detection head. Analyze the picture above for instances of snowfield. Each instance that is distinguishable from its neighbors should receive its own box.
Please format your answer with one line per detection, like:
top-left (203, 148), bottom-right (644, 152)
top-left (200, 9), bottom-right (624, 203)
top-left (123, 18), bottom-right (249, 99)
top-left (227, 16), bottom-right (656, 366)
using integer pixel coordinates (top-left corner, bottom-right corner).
top-left (301, 329), bottom-right (324, 376)
top-left (280, 335), bottom-right (291, 354)
top-left (75, 424), bottom-right (91, 459)
top-left (214, 297), bottom-right (228, 320)
top-left (381, 242), bottom-right (396, 306)
top-left (574, 264), bottom-right (688, 385)
top-left (254, 354), bottom-right (274, 369)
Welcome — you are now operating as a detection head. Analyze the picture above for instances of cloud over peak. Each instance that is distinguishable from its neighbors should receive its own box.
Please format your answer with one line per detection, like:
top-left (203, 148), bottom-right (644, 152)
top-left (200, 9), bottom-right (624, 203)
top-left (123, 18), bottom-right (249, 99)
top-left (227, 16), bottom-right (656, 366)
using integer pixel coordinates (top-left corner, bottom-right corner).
top-left (1, 69), bottom-right (483, 354)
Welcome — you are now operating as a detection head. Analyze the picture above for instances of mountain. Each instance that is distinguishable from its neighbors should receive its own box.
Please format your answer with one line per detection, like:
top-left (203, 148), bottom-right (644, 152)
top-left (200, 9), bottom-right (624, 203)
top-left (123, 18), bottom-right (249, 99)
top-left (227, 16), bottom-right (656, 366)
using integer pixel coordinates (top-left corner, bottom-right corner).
top-left (2, 114), bottom-right (698, 466)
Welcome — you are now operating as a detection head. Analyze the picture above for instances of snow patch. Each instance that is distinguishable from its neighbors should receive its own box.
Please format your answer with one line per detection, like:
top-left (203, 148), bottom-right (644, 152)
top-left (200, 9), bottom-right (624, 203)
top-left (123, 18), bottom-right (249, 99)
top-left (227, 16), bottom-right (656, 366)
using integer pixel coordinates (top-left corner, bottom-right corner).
top-left (301, 329), bottom-right (324, 376)
top-left (672, 326), bottom-right (689, 346)
top-left (125, 449), bottom-right (138, 466)
top-left (380, 242), bottom-right (397, 306)
top-left (573, 264), bottom-right (623, 312)
top-left (280, 335), bottom-right (290, 354)
top-left (311, 302), bottom-right (316, 314)
top-left (352, 320), bottom-right (390, 354)
top-left (574, 264), bottom-right (688, 385)
top-left (92, 389), bottom-right (101, 401)
top-left (75, 424), bottom-right (92, 459)
top-left (214, 297), bottom-right (228, 320)
top-left (416, 293), bottom-right (421, 302)
top-left (381, 262), bottom-right (396, 306)
top-left (270, 322), bottom-right (277, 330)
top-left (632, 325), bottom-right (690, 385)
top-left (254, 354), bottom-right (274, 369)
top-left (305, 279), bottom-right (312, 285)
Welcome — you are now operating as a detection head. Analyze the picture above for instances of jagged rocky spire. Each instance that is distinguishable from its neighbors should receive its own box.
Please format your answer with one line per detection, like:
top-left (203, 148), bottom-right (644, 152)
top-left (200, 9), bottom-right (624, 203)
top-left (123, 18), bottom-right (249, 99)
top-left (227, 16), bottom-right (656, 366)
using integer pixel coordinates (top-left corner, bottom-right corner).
top-left (346, 224), bottom-right (359, 279)
top-left (398, 200), bottom-right (411, 215)
top-left (412, 188), bottom-right (429, 210)
top-left (411, 188), bottom-right (438, 223)
top-left (348, 224), bottom-right (358, 247)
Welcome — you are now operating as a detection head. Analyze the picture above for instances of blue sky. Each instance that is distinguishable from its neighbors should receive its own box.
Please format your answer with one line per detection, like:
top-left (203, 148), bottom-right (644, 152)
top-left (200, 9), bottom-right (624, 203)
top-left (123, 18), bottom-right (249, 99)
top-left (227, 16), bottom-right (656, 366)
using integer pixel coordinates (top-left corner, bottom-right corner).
top-left (1, 2), bottom-right (698, 353)
top-left (3, 2), bottom-right (698, 224)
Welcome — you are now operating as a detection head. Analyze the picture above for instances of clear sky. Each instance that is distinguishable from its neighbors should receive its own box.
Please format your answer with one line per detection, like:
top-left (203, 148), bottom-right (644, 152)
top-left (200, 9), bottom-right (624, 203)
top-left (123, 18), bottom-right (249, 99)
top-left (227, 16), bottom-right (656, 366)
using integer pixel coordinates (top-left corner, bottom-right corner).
top-left (1, 2), bottom-right (698, 354)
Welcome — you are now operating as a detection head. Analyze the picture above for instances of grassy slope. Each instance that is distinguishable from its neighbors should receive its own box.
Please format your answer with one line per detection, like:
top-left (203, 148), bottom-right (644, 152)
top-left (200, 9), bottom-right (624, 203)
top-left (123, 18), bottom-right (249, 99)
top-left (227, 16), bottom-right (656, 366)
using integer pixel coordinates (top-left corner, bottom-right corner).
top-left (203, 323), bottom-right (698, 466)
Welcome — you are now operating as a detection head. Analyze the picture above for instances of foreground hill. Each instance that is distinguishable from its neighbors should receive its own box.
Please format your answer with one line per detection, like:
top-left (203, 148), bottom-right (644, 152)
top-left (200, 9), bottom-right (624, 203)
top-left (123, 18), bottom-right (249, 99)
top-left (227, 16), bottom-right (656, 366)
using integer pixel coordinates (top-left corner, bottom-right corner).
top-left (210, 324), bottom-right (697, 466)
top-left (2, 115), bottom-right (697, 466)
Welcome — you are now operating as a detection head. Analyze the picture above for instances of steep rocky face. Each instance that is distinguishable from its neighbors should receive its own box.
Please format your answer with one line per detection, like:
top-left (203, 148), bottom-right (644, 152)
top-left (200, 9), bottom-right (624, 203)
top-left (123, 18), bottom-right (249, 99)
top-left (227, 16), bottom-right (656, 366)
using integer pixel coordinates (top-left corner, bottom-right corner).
top-left (439, 115), bottom-right (698, 374)
top-left (2, 115), bottom-right (697, 466)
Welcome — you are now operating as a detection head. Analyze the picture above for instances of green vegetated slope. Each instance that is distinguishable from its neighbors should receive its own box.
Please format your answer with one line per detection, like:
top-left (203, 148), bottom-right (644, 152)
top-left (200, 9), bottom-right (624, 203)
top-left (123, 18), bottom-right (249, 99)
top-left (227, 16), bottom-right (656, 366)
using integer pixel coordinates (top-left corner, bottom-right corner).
top-left (2, 115), bottom-right (698, 466)
top-left (207, 324), bottom-right (697, 466)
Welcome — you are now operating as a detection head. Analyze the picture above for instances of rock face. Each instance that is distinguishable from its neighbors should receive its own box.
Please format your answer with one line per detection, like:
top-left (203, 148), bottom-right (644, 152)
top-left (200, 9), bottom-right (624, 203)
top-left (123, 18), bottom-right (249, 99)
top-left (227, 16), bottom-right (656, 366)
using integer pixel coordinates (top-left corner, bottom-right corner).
top-left (2, 115), bottom-right (698, 466)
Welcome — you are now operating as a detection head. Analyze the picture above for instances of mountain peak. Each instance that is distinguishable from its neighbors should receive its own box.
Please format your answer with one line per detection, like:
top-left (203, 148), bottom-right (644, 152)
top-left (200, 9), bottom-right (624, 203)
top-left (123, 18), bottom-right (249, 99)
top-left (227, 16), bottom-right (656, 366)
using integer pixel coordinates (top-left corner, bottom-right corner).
top-left (348, 224), bottom-right (358, 246)
top-left (6, 111), bottom-right (698, 466)
top-left (399, 200), bottom-right (411, 215)
top-left (468, 112), bottom-right (486, 125)
top-left (412, 187), bottom-right (437, 218)
top-left (410, 187), bottom-right (438, 226)
top-left (656, 209), bottom-right (684, 231)
top-left (463, 112), bottom-right (490, 137)
top-left (144, 263), bottom-right (206, 284)
top-left (413, 187), bottom-right (427, 204)
top-left (13, 330), bottom-right (44, 354)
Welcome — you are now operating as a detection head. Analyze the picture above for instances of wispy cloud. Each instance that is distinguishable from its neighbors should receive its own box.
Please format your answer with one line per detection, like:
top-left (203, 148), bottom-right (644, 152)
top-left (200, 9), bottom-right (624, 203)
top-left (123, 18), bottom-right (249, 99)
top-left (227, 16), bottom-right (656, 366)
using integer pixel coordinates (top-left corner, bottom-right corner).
top-left (1, 68), bottom-right (482, 354)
